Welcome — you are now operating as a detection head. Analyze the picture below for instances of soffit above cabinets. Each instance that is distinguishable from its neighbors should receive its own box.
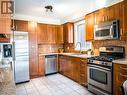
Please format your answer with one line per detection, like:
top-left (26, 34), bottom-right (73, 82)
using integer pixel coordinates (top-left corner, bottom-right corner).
top-left (14, 0), bottom-right (123, 24)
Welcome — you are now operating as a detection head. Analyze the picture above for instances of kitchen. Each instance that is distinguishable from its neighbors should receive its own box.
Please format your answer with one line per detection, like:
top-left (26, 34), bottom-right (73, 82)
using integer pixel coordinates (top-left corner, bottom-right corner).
top-left (0, 0), bottom-right (127, 95)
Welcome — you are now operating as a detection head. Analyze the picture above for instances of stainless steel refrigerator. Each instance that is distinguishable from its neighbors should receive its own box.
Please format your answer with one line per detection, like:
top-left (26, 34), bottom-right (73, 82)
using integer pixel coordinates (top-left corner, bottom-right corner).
top-left (13, 31), bottom-right (29, 83)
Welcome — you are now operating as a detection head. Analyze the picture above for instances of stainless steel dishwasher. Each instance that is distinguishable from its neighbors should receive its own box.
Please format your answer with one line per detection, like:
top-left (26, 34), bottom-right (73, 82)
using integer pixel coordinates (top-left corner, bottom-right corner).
top-left (45, 55), bottom-right (57, 75)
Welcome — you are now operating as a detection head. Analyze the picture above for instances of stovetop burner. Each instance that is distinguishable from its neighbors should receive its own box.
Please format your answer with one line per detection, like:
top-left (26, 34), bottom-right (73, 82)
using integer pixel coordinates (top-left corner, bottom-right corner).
top-left (90, 56), bottom-right (115, 62)
top-left (88, 46), bottom-right (125, 67)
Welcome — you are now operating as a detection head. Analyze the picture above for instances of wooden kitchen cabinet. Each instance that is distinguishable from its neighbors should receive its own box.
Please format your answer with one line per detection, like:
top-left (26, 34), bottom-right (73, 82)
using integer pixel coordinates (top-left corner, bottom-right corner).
top-left (94, 8), bottom-right (106, 25)
top-left (37, 23), bottom-right (62, 44)
top-left (120, 1), bottom-right (127, 40)
top-left (113, 63), bottom-right (127, 95)
top-left (72, 57), bottom-right (80, 82)
top-left (47, 25), bottom-right (57, 44)
top-left (37, 23), bottom-right (48, 44)
top-left (56, 25), bottom-right (64, 44)
top-left (0, 18), bottom-right (11, 34)
top-left (63, 22), bottom-right (74, 43)
top-left (58, 55), bottom-right (87, 86)
top-left (28, 21), bottom-right (39, 78)
top-left (14, 20), bottom-right (28, 32)
top-left (79, 58), bottom-right (87, 86)
top-left (38, 55), bottom-right (45, 76)
top-left (85, 13), bottom-right (95, 41)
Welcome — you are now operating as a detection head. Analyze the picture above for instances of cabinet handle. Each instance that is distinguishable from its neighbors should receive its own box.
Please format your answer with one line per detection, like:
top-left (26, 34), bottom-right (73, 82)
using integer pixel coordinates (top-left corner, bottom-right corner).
top-left (120, 28), bottom-right (123, 35)
top-left (120, 67), bottom-right (127, 71)
top-left (120, 73), bottom-right (127, 78)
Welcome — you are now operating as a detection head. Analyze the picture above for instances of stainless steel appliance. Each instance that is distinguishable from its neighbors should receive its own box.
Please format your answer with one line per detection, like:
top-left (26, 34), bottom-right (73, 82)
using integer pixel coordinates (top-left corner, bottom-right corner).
top-left (87, 46), bottom-right (124, 95)
top-left (13, 31), bottom-right (29, 83)
top-left (45, 55), bottom-right (57, 75)
top-left (94, 20), bottom-right (119, 40)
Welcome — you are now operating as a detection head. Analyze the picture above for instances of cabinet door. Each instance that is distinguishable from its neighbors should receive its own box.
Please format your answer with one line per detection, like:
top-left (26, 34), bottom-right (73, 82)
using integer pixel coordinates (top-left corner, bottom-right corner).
top-left (58, 55), bottom-right (65, 74)
top-left (95, 8), bottom-right (106, 25)
top-left (28, 21), bottom-right (38, 79)
top-left (122, 1), bottom-right (127, 40)
top-left (85, 13), bottom-right (95, 41)
top-left (38, 56), bottom-right (45, 76)
top-left (72, 57), bottom-right (80, 82)
top-left (63, 23), bottom-right (74, 43)
top-left (80, 59), bottom-right (87, 86)
top-left (14, 20), bottom-right (28, 32)
top-left (113, 64), bottom-right (127, 95)
top-left (0, 18), bottom-right (11, 34)
top-left (56, 25), bottom-right (63, 44)
top-left (47, 25), bottom-right (57, 44)
top-left (37, 23), bottom-right (48, 44)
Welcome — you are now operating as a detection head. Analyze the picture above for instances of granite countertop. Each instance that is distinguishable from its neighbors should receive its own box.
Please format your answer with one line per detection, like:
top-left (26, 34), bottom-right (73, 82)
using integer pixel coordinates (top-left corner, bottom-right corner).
top-left (113, 58), bottom-right (127, 65)
top-left (0, 64), bottom-right (16, 95)
top-left (39, 53), bottom-right (94, 58)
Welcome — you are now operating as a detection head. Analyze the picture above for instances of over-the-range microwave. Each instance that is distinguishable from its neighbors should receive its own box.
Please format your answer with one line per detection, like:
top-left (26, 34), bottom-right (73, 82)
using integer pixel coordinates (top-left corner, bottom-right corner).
top-left (94, 20), bottom-right (119, 40)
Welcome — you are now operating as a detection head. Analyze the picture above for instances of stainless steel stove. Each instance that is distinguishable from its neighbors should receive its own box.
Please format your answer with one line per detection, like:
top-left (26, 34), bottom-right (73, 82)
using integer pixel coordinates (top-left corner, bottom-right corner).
top-left (87, 46), bottom-right (125, 95)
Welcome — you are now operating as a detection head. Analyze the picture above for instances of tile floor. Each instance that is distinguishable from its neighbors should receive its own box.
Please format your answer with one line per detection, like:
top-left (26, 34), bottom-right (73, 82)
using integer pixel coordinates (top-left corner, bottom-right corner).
top-left (16, 74), bottom-right (94, 95)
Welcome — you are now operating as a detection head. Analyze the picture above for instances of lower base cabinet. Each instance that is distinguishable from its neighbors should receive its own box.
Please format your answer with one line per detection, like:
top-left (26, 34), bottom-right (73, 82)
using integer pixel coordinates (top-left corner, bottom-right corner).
top-left (113, 63), bottom-right (127, 95)
top-left (58, 55), bottom-right (87, 86)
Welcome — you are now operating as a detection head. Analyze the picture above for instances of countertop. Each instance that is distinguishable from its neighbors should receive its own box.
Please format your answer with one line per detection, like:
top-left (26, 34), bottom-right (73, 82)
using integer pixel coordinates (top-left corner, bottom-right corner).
top-left (39, 53), bottom-right (94, 58)
top-left (113, 58), bottom-right (127, 65)
top-left (0, 64), bottom-right (16, 95)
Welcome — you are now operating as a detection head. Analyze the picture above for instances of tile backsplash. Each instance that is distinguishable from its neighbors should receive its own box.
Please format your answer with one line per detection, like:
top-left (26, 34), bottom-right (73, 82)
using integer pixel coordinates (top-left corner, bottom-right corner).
top-left (38, 44), bottom-right (63, 54)
top-left (92, 40), bottom-right (127, 58)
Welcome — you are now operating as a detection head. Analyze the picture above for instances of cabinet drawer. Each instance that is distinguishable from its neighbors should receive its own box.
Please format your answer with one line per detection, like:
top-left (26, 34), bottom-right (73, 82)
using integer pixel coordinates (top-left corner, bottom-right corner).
top-left (117, 72), bottom-right (127, 82)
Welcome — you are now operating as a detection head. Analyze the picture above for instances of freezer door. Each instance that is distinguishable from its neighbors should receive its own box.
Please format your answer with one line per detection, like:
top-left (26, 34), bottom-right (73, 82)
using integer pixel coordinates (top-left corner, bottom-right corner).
top-left (15, 56), bottom-right (29, 83)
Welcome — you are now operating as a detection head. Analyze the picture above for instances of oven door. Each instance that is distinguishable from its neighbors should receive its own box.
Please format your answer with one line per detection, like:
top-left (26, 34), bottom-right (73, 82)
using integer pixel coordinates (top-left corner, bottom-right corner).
top-left (88, 64), bottom-right (112, 93)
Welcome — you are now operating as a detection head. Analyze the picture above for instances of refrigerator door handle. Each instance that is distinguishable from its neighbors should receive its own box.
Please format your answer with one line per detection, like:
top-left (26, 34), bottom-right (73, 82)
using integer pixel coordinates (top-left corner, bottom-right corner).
top-left (12, 42), bottom-right (16, 61)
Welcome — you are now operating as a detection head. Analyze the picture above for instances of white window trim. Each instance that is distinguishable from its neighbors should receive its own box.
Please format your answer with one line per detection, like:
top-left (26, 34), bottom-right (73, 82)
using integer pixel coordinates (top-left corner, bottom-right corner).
top-left (74, 20), bottom-right (92, 51)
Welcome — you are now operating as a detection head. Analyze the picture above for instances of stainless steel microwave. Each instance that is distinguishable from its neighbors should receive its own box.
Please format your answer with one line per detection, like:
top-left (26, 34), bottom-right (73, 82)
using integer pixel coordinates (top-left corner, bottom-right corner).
top-left (94, 20), bottom-right (119, 40)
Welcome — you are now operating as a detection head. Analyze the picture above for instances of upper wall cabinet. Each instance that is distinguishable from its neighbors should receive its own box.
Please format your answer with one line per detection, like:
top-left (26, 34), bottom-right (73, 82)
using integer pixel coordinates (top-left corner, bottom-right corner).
top-left (63, 22), bottom-right (74, 44)
top-left (0, 18), bottom-right (11, 34)
top-left (37, 23), bottom-right (63, 44)
top-left (120, 1), bottom-right (127, 40)
top-left (85, 13), bottom-right (95, 41)
top-left (85, 1), bottom-right (127, 41)
top-left (56, 25), bottom-right (64, 44)
top-left (37, 23), bottom-right (48, 44)
top-left (47, 25), bottom-right (57, 44)
top-left (14, 20), bottom-right (28, 32)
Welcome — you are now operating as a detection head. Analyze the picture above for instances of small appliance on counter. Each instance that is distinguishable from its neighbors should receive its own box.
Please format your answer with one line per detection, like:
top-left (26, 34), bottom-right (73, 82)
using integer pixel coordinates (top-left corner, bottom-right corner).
top-left (87, 46), bottom-right (125, 95)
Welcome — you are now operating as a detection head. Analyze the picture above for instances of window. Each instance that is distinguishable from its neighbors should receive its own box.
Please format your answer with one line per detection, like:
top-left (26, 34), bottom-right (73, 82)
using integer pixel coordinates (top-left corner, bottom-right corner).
top-left (74, 20), bottom-right (92, 50)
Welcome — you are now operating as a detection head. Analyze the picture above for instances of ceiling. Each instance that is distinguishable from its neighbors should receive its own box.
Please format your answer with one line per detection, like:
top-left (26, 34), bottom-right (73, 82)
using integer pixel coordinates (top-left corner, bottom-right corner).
top-left (14, 0), bottom-right (122, 24)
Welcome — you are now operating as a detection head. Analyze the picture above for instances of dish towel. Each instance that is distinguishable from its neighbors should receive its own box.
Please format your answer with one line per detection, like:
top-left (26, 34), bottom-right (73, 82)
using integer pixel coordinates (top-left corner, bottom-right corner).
top-left (123, 80), bottom-right (127, 95)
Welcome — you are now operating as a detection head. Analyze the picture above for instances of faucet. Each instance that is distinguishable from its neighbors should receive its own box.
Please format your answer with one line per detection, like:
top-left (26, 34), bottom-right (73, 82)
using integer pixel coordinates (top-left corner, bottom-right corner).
top-left (76, 42), bottom-right (82, 53)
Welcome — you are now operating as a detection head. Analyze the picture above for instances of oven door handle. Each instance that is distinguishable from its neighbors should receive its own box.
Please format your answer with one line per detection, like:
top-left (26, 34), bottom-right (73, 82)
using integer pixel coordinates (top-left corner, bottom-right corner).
top-left (88, 64), bottom-right (111, 71)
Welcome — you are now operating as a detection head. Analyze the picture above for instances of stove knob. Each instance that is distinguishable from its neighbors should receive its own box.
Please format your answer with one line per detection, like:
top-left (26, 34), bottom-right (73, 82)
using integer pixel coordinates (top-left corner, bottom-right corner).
top-left (88, 59), bottom-right (93, 63)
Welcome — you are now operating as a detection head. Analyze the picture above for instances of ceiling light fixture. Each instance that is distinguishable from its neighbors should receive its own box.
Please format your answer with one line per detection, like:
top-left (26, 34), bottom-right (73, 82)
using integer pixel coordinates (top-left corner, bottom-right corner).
top-left (45, 5), bottom-right (53, 12)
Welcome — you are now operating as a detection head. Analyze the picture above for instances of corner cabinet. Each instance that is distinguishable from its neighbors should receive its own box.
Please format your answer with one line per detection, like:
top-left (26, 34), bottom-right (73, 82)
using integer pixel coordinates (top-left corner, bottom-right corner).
top-left (85, 13), bottom-right (95, 41)
top-left (63, 23), bottom-right (74, 43)
top-left (113, 63), bottom-right (127, 95)
top-left (37, 24), bottom-right (63, 44)
top-left (58, 55), bottom-right (87, 86)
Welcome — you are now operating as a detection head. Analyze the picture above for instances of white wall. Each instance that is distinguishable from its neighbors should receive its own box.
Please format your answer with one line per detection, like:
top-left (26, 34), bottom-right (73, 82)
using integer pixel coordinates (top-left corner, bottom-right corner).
top-left (66, 0), bottom-right (123, 23)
